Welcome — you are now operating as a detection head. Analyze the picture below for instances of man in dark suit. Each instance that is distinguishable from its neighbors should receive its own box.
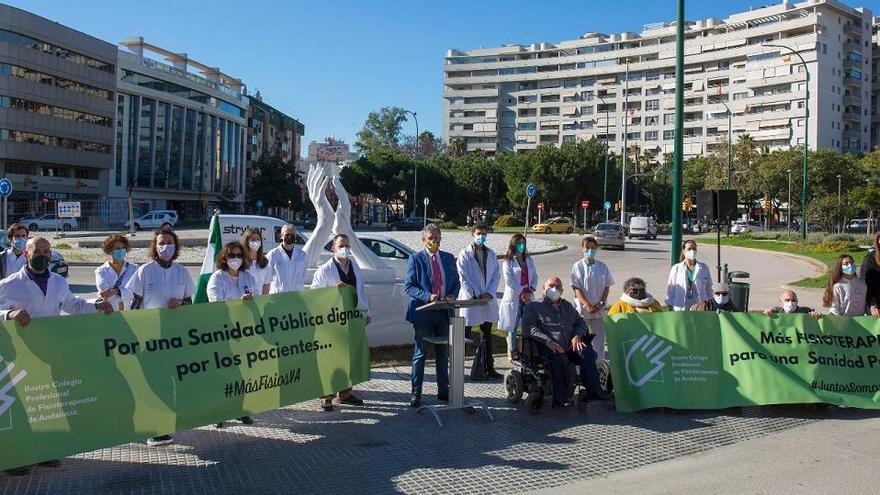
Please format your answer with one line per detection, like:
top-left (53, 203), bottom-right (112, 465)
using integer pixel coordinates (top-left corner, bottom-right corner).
top-left (404, 224), bottom-right (460, 408)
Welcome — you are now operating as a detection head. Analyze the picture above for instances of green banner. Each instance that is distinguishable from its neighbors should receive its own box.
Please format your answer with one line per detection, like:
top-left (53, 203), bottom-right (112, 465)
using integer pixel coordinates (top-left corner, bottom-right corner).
top-left (606, 312), bottom-right (880, 412)
top-left (0, 286), bottom-right (369, 470)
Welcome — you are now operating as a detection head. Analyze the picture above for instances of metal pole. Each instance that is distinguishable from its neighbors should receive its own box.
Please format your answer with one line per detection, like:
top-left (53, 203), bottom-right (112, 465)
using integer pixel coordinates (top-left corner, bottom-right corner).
top-left (1, 196), bottom-right (6, 234)
top-left (583, 206), bottom-right (587, 231)
top-left (837, 175), bottom-right (842, 234)
top-left (524, 197), bottom-right (531, 236)
top-left (405, 110), bottom-right (419, 218)
top-left (721, 101), bottom-right (732, 189)
top-left (599, 96), bottom-right (610, 222)
top-left (620, 61), bottom-right (629, 226)
top-left (670, 0), bottom-right (685, 266)
top-left (787, 169), bottom-right (792, 238)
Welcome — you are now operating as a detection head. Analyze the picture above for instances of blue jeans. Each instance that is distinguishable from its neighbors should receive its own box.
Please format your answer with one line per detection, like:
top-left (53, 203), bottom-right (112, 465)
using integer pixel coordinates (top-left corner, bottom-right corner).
top-left (411, 318), bottom-right (450, 397)
top-left (537, 343), bottom-right (602, 403)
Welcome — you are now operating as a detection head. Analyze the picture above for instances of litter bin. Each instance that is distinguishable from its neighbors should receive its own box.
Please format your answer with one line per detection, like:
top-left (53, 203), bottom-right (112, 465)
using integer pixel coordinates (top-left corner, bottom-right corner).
top-left (726, 270), bottom-right (750, 311)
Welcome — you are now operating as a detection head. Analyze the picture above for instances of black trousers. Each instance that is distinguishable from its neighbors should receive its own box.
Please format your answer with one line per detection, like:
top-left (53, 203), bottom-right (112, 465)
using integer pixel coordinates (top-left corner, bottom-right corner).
top-left (467, 322), bottom-right (496, 379)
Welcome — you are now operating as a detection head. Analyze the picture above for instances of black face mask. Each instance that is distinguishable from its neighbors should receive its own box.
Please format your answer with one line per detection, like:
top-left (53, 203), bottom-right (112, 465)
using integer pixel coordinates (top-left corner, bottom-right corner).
top-left (628, 289), bottom-right (646, 299)
top-left (283, 234), bottom-right (296, 245)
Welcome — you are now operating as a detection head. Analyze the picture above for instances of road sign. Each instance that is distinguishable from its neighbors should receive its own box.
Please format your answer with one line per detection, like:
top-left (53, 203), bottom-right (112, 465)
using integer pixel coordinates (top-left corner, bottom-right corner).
top-left (0, 178), bottom-right (11, 198)
top-left (581, 200), bottom-right (589, 209)
top-left (424, 197), bottom-right (429, 206)
top-left (256, 200), bottom-right (264, 209)
top-left (57, 201), bottom-right (81, 218)
top-left (537, 202), bottom-right (544, 210)
top-left (604, 201), bottom-right (611, 211)
top-left (526, 183), bottom-right (536, 199)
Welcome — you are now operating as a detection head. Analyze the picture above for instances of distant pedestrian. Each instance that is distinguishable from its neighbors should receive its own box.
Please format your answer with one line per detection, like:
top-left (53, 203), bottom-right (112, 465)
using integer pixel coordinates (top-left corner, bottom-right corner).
top-left (665, 239), bottom-right (712, 311)
top-left (824, 254), bottom-right (867, 316)
top-left (499, 234), bottom-right (537, 360)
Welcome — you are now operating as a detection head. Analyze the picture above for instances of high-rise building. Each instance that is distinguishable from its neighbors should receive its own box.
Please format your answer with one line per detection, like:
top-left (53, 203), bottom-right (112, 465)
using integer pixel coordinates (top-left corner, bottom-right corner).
top-left (443, 0), bottom-right (873, 158)
top-left (0, 4), bottom-right (116, 219)
top-left (246, 91), bottom-right (304, 166)
top-left (307, 137), bottom-right (354, 162)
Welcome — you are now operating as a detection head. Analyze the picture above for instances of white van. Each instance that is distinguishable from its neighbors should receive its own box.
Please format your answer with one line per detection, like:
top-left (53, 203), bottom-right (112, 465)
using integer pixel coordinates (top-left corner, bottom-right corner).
top-left (628, 216), bottom-right (658, 239)
top-left (213, 214), bottom-right (292, 248)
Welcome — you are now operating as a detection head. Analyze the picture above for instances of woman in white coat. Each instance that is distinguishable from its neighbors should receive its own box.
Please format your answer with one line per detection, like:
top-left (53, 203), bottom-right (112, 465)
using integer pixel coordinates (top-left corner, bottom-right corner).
top-left (457, 224), bottom-right (501, 379)
top-left (126, 227), bottom-right (195, 447)
top-left (207, 241), bottom-right (256, 427)
top-left (310, 233), bottom-right (368, 411)
top-left (498, 233), bottom-right (537, 360)
top-left (95, 233), bottom-right (139, 311)
top-left (241, 228), bottom-right (272, 295)
top-left (665, 239), bottom-right (713, 311)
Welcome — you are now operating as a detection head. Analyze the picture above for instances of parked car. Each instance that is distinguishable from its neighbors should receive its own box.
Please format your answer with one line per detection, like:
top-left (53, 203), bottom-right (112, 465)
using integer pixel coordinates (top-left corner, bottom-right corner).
top-left (628, 216), bottom-right (658, 239)
top-left (731, 220), bottom-right (765, 234)
top-left (49, 251), bottom-right (69, 278)
top-left (531, 217), bottom-right (575, 234)
top-left (150, 209), bottom-right (179, 225)
top-left (387, 217), bottom-right (426, 231)
top-left (323, 234), bottom-right (415, 278)
top-left (124, 211), bottom-right (177, 231)
top-left (593, 222), bottom-right (626, 250)
top-left (847, 219), bottom-right (873, 233)
top-left (19, 214), bottom-right (78, 232)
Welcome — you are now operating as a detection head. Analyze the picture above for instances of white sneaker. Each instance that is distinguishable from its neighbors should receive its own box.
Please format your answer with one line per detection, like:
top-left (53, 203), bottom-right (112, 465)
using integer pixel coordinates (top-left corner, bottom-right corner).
top-left (146, 435), bottom-right (174, 446)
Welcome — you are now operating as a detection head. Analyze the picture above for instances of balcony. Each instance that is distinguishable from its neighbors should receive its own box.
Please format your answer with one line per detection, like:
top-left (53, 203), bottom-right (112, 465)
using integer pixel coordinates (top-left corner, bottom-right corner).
top-left (842, 109), bottom-right (862, 122)
top-left (843, 129), bottom-right (862, 140)
top-left (843, 95), bottom-right (862, 106)
top-left (843, 59), bottom-right (862, 71)
top-left (844, 41), bottom-right (863, 53)
top-left (844, 75), bottom-right (863, 89)
top-left (844, 24), bottom-right (862, 37)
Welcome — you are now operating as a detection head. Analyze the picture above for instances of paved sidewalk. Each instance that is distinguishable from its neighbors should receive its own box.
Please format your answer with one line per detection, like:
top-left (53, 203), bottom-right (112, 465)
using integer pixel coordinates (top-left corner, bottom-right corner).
top-left (1, 362), bottom-right (872, 495)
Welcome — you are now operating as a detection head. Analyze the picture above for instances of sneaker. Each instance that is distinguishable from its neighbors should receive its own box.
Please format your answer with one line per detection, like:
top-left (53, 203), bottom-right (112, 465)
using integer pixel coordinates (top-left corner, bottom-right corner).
top-left (409, 394), bottom-right (422, 408)
top-left (215, 422), bottom-right (225, 428)
top-left (238, 416), bottom-right (254, 425)
top-left (146, 435), bottom-right (174, 447)
top-left (38, 459), bottom-right (61, 468)
top-left (321, 400), bottom-right (334, 412)
top-left (340, 394), bottom-right (364, 406)
top-left (5, 466), bottom-right (31, 476)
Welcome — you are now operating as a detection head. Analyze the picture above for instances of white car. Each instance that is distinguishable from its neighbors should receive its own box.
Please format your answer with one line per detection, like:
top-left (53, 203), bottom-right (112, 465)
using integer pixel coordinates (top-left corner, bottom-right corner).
top-left (20, 214), bottom-right (78, 232)
top-left (124, 211), bottom-right (177, 231)
top-left (731, 220), bottom-right (764, 234)
top-left (322, 234), bottom-right (414, 278)
top-left (628, 216), bottom-right (658, 239)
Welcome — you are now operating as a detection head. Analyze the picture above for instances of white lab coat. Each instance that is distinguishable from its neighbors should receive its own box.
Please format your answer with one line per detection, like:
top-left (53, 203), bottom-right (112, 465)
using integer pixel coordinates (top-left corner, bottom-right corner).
top-left (0, 248), bottom-right (27, 280)
top-left (569, 258), bottom-right (614, 317)
top-left (498, 256), bottom-right (538, 333)
top-left (248, 258), bottom-right (273, 295)
top-left (207, 269), bottom-right (258, 302)
top-left (0, 267), bottom-right (97, 320)
top-left (665, 260), bottom-right (713, 311)
top-left (310, 257), bottom-right (370, 314)
top-left (95, 261), bottom-right (139, 311)
top-left (456, 244), bottom-right (500, 326)
top-left (267, 245), bottom-right (307, 293)
top-left (125, 261), bottom-right (195, 310)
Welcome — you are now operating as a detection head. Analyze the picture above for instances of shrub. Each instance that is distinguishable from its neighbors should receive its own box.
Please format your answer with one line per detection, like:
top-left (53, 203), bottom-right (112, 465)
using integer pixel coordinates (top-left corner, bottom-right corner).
top-left (808, 240), bottom-right (861, 253)
top-left (493, 214), bottom-right (523, 227)
top-left (54, 242), bottom-right (72, 249)
top-left (438, 221), bottom-right (458, 230)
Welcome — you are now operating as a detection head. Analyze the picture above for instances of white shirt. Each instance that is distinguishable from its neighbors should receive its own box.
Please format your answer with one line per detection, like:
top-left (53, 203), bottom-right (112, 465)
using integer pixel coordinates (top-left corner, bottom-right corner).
top-left (95, 260), bottom-right (139, 311)
top-left (248, 258), bottom-right (273, 295)
top-left (570, 258), bottom-right (614, 316)
top-left (126, 260), bottom-right (195, 310)
top-left (310, 257), bottom-right (370, 314)
top-left (1, 248), bottom-right (27, 280)
top-left (267, 244), bottom-right (307, 293)
top-left (830, 279), bottom-right (867, 316)
top-left (0, 267), bottom-right (97, 320)
top-left (207, 269), bottom-right (258, 302)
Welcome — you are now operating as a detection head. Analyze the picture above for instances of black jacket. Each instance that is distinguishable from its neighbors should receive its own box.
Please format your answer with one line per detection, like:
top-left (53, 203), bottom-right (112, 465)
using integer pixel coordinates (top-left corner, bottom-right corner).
top-left (860, 250), bottom-right (880, 310)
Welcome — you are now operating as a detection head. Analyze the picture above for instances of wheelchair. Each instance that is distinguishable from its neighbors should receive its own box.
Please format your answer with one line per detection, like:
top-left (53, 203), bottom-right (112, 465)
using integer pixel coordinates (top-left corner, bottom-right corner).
top-left (503, 332), bottom-right (590, 414)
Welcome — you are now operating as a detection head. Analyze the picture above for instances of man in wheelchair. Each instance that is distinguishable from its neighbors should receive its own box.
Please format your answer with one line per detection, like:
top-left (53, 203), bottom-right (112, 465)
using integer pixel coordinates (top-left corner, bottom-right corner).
top-left (520, 276), bottom-right (607, 408)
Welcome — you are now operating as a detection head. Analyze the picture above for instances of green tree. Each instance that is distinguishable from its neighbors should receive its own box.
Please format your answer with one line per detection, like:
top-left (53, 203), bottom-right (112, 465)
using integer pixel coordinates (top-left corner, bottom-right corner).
top-left (340, 149), bottom-right (413, 207)
top-left (355, 106), bottom-right (408, 154)
top-left (247, 147), bottom-right (303, 211)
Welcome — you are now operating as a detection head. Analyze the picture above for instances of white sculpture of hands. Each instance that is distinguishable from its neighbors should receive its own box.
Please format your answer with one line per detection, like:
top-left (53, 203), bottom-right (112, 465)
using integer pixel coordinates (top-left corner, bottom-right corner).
top-left (303, 164), bottom-right (335, 267)
top-left (331, 175), bottom-right (387, 270)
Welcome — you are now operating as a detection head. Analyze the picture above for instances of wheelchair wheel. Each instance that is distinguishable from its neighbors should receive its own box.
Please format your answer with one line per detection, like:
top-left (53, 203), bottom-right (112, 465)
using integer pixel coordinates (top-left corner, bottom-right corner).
top-left (505, 370), bottom-right (524, 404)
top-left (525, 391), bottom-right (543, 414)
top-left (597, 359), bottom-right (613, 395)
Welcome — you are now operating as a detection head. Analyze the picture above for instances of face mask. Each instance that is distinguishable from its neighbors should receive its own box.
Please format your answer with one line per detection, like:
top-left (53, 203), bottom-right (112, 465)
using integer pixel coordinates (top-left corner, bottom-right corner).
top-left (628, 289), bottom-right (646, 300)
top-left (515, 242), bottom-right (526, 254)
top-left (157, 244), bottom-right (176, 261)
top-left (714, 294), bottom-right (729, 305)
top-left (685, 249), bottom-right (697, 261)
top-left (248, 240), bottom-right (262, 252)
top-left (336, 247), bottom-right (350, 259)
top-left (112, 248), bottom-right (127, 262)
top-left (227, 258), bottom-right (243, 271)
top-left (842, 264), bottom-right (856, 276)
top-left (473, 234), bottom-right (487, 246)
top-left (545, 287), bottom-right (561, 302)
top-left (425, 239), bottom-right (440, 253)
top-left (283, 234), bottom-right (296, 245)
top-left (12, 238), bottom-right (26, 251)
top-left (28, 254), bottom-right (49, 273)
top-left (782, 301), bottom-right (798, 313)
top-left (584, 248), bottom-right (597, 259)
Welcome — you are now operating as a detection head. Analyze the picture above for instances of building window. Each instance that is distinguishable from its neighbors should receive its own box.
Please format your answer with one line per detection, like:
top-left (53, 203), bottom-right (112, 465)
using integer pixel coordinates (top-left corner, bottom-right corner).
top-left (663, 113), bottom-right (675, 125)
top-left (645, 99), bottom-right (660, 111)
top-left (663, 129), bottom-right (675, 140)
top-left (0, 128), bottom-right (110, 153)
top-left (1, 63), bottom-right (112, 100)
top-left (733, 92), bottom-right (748, 100)
top-left (0, 28), bottom-right (114, 73)
top-left (0, 95), bottom-right (112, 127)
top-left (645, 130), bottom-right (658, 141)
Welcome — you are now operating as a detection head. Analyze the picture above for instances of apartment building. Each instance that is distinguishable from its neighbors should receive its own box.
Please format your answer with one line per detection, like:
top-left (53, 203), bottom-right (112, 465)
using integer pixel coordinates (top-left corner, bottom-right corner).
top-left (443, 0), bottom-right (873, 159)
top-left (247, 91), bottom-right (304, 167)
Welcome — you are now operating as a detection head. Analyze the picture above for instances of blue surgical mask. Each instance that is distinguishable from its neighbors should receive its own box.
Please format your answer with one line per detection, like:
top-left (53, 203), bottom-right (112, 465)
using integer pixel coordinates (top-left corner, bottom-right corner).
top-left (11, 238), bottom-right (26, 251)
top-left (842, 264), bottom-right (856, 275)
top-left (112, 248), bottom-right (127, 262)
top-left (515, 242), bottom-right (526, 254)
top-left (584, 248), bottom-right (597, 259)
top-left (474, 234), bottom-right (487, 246)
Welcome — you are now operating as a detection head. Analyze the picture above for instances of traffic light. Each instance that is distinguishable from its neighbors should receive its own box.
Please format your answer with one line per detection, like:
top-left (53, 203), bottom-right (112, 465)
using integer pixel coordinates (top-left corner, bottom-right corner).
top-left (682, 196), bottom-right (693, 212)
top-left (614, 201), bottom-right (620, 212)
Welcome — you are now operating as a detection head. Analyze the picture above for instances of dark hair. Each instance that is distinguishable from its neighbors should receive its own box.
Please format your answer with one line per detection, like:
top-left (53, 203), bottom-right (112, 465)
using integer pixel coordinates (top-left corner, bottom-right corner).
top-left (581, 235), bottom-right (598, 248)
top-left (823, 254), bottom-right (854, 308)
top-left (216, 241), bottom-right (250, 272)
top-left (6, 223), bottom-right (28, 241)
top-left (623, 277), bottom-right (646, 292)
top-left (873, 232), bottom-right (880, 265)
top-left (101, 233), bottom-right (131, 255)
top-left (503, 233), bottom-right (529, 260)
top-left (471, 223), bottom-right (489, 234)
top-left (331, 233), bottom-right (350, 245)
top-left (241, 228), bottom-right (268, 269)
top-left (148, 226), bottom-right (180, 261)
top-left (679, 239), bottom-right (697, 262)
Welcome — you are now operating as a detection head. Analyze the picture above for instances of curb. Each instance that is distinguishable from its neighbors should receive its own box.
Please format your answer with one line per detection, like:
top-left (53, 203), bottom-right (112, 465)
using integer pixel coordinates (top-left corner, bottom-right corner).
top-left (721, 244), bottom-right (827, 283)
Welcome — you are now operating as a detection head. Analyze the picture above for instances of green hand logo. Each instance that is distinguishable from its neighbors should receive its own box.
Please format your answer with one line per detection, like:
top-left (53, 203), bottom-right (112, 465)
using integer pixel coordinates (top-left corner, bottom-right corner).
top-left (624, 334), bottom-right (673, 387)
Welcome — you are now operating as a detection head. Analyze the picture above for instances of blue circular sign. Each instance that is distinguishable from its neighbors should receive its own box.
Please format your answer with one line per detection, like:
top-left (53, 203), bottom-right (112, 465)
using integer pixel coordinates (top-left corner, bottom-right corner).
top-left (0, 178), bottom-right (11, 198)
top-left (603, 201), bottom-right (611, 210)
top-left (526, 183), bottom-right (537, 199)
top-left (256, 200), bottom-right (264, 209)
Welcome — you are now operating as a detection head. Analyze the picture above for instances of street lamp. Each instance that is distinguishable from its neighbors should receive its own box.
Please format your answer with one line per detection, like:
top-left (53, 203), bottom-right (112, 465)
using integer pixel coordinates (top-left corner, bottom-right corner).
top-left (837, 174), bottom-right (843, 234)
top-left (719, 101), bottom-right (733, 189)
top-left (597, 95), bottom-right (611, 222)
top-left (763, 43), bottom-right (809, 239)
top-left (403, 109), bottom-right (419, 218)
top-left (127, 170), bottom-right (168, 235)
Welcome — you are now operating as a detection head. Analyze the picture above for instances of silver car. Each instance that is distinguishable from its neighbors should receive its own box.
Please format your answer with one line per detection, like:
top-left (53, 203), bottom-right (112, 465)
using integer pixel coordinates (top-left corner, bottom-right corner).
top-left (594, 223), bottom-right (626, 250)
top-left (321, 234), bottom-right (414, 278)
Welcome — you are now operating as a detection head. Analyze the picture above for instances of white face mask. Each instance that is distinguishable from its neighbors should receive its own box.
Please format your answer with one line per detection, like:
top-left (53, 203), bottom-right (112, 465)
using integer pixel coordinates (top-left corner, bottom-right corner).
top-left (782, 301), bottom-right (798, 313)
top-left (228, 258), bottom-right (243, 271)
top-left (545, 287), bottom-right (561, 302)
top-left (336, 247), bottom-right (350, 260)
top-left (714, 294), bottom-right (729, 305)
top-left (685, 249), bottom-right (697, 261)
top-left (248, 240), bottom-right (261, 252)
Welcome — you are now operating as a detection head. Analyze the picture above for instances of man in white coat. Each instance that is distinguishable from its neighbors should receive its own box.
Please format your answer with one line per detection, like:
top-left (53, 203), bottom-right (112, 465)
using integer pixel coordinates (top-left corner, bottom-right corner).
top-left (268, 224), bottom-right (308, 293)
top-left (311, 233), bottom-right (369, 411)
top-left (0, 223), bottom-right (29, 280)
top-left (457, 224), bottom-right (501, 379)
top-left (570, 236), bottom-right (614, 360)
top-left (0, 236), bottom-right (112, 476)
